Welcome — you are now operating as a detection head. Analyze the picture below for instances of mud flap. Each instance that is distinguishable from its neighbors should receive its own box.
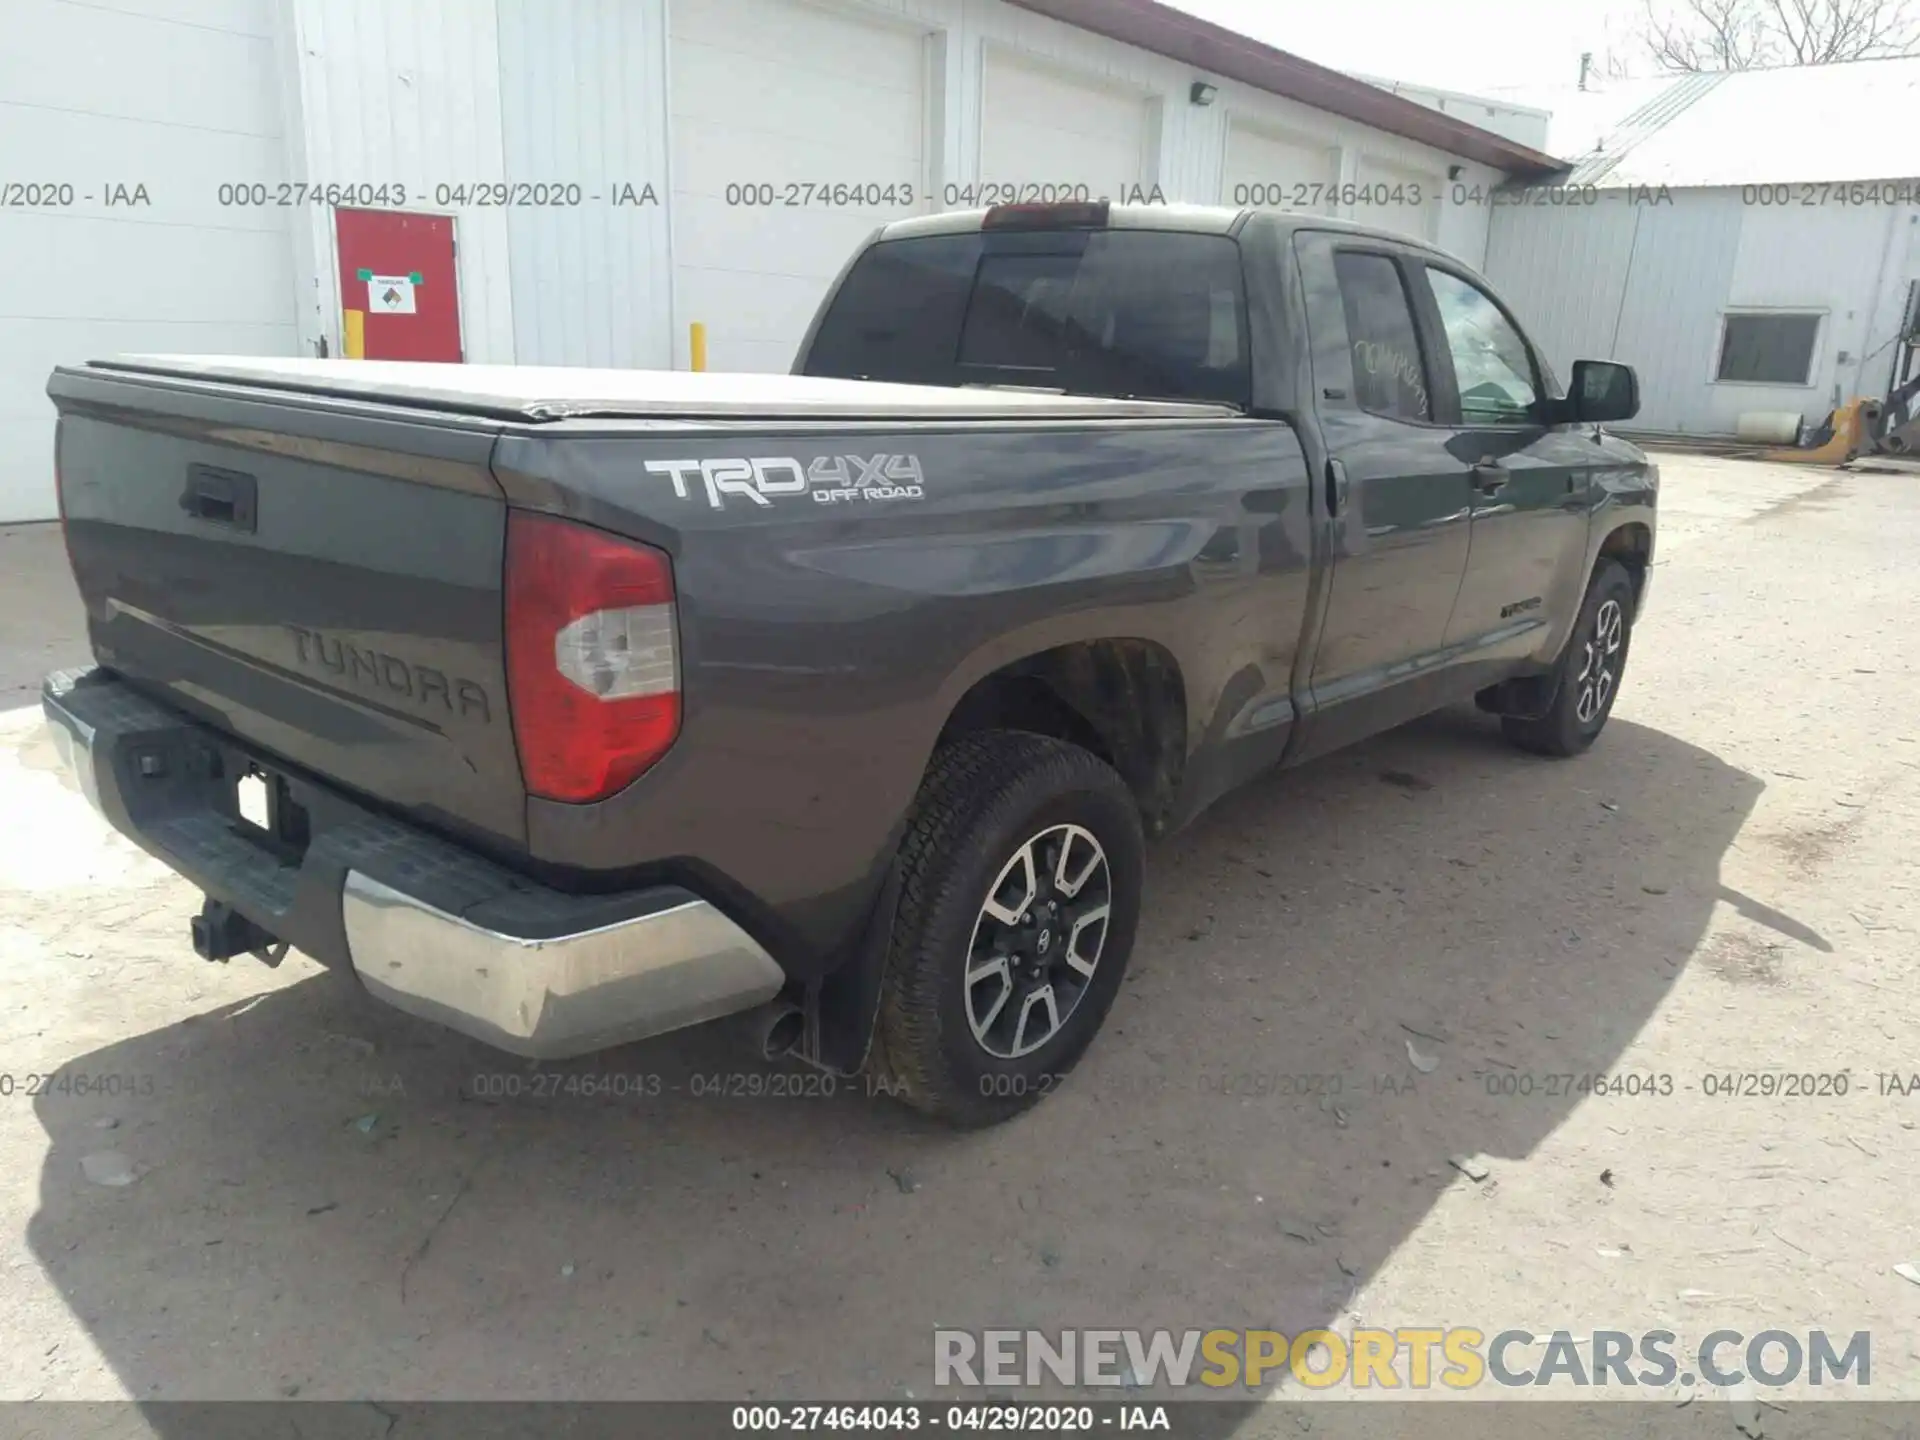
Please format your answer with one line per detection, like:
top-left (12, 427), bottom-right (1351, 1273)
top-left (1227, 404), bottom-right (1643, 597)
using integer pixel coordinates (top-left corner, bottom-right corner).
top-left (808, 856), bottom-right (908, 1077)
top-left (1475, 671), bottom-right (1561, 723)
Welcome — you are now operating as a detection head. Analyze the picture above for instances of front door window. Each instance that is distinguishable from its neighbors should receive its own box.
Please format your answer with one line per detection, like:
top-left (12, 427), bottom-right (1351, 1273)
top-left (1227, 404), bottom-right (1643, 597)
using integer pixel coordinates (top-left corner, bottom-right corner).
top-left (1426, 269), bottom-right (1538, 425)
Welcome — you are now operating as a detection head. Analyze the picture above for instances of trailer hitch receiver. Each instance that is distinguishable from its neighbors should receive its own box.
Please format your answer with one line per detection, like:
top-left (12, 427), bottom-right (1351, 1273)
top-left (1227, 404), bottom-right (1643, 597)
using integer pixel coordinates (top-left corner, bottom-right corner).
top-left (190, 899), bottom-right (287, 966)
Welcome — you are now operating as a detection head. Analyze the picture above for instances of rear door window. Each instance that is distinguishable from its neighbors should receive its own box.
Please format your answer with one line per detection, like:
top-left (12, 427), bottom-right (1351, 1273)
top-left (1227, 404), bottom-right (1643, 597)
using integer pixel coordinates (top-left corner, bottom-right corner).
top-left (804, 230), bottom-right (1250, 406)
top-left (800, 236), bottom-right (979, 387)
top-left (1331, 251), bottom-right (1432, 422)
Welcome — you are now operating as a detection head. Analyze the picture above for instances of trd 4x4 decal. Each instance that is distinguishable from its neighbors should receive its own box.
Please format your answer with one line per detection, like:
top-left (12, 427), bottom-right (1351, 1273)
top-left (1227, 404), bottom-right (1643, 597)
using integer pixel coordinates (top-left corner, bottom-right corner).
top-left (644, 454), bottom-right (925, 511)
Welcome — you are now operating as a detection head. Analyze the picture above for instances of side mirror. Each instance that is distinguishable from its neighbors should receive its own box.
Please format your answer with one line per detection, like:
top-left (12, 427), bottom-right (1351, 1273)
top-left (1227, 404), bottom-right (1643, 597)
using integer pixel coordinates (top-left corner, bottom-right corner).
top-left (1571, 359), bottom-right (1639, 424)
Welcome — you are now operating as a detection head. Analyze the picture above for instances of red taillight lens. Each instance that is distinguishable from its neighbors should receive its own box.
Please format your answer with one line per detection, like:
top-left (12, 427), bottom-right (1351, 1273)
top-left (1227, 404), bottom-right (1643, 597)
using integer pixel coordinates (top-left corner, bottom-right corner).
top-left (504, 511), bottom-right (680, 804)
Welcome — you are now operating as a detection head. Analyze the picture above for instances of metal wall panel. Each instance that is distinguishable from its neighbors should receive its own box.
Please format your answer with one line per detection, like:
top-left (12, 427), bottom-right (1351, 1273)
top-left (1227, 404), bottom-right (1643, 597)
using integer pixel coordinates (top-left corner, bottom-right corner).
top-left (1720, 198), bottom-right (1907, 425)
top-left (978, 45), bottom-right (1154, 197)
top-left (1205, 88), bottom-right (1502, 266)
top-left (0, 0), bottom-right (296, 522)
top-left (279, 0), bottom-right (516, 364)
top-left (1602, 192), bottom-right (1743, 432)
top-left (670, 0), bottom-right (931, 374)
top-left (1352, 153), bottom-right (1439, 244)
top-left (1487, 188), bottom-right (1903, 434)
top-left (1482, 195), bottom-right (1640, 386)
top-left (1221, 119), bottom-right (1340, 213)
top-left (496, 0), bottom-right (673, 370)
top-left (948, 0), bottom-right (1191, 199)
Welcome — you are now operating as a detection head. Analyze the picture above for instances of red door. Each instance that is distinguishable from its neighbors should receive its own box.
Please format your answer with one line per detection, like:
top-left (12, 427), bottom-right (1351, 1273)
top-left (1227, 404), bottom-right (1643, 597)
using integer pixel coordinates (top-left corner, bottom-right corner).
top-left (335, 209), bottom-right (463, 362)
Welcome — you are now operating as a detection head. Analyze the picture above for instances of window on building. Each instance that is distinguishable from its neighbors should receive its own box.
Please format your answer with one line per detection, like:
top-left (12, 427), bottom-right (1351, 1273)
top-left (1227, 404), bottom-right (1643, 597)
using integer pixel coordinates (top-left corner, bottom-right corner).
top-left (1425, 267), bottom-right (1539, 424)
top-left (1716, 313), bottom-right (1821, 385)
top-left (1331, 251), bottom-right (1431, 422)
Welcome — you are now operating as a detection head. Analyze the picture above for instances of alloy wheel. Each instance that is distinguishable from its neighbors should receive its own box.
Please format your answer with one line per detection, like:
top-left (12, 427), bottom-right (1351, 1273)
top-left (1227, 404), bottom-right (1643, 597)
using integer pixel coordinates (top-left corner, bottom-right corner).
top-left (1575, 597), bottom-right (1625, 724)
top-left (963, 824), bottom-right (1112, 1059)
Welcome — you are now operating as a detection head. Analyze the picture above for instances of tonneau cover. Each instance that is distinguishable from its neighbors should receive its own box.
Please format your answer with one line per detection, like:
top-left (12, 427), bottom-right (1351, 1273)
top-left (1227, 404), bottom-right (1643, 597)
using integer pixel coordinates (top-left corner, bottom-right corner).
top-left (80, 356), bottom-right (1242, 423)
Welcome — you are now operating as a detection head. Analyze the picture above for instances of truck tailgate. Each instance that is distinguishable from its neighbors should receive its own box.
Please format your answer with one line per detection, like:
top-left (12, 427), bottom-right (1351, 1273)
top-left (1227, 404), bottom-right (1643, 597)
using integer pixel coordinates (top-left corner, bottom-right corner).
top-left (49, 365), bottom-right (526, 847)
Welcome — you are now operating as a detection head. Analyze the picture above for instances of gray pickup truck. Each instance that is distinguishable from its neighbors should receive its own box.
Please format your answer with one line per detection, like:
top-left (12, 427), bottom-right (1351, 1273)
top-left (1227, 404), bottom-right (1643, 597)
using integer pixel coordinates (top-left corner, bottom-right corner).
top-left (43, 202), bottom-right (1655, 1126)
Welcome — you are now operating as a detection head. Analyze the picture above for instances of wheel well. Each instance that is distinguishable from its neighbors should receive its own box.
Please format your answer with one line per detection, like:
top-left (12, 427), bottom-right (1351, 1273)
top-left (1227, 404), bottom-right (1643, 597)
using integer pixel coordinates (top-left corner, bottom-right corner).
top-left (1598, 522), bottom-right (1652, 601)
top-left (938, 639), bottom-right (1187, 829)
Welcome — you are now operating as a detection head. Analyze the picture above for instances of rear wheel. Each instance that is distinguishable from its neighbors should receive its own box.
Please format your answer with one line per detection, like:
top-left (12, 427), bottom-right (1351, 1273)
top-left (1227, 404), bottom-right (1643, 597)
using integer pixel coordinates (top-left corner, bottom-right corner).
top-left (1501, 559), bottom-right (1635, 757)
top-left (870, 731), bottom-right (1143, 1127)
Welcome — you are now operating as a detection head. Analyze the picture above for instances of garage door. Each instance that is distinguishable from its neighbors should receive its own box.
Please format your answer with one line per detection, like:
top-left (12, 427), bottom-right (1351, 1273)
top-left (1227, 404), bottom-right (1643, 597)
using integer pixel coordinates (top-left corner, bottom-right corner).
top-left (979, 51), bottom-right (1152, 204)
top-left (671, 0), bottom-right (928, 374)
top-left (1221, 121), bottom-right (1338, 214)
top-left (0, 0), bottom-right (297, 523)
top-left (1353, 155), bottom-right (1441, 243)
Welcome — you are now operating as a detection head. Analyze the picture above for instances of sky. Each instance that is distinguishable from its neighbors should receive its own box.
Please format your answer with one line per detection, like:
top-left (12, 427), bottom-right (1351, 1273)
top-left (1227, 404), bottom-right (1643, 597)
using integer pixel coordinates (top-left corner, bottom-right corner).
top-left (1164, 0), bottom-right (1654, 97)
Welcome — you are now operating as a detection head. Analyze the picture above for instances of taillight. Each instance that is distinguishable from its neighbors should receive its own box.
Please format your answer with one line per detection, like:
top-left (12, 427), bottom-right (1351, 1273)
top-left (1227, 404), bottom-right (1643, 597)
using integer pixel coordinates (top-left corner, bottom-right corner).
top-left (504, 511), bottom-right (680, 804)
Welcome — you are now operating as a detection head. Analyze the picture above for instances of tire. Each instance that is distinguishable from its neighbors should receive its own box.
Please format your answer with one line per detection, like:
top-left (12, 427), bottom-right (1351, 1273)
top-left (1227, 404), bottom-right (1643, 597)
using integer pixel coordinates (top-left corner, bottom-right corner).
top-left (870, 730), bottom-right (1143, 1127)
top-left (1501, 559), bottom-right (1636, 758)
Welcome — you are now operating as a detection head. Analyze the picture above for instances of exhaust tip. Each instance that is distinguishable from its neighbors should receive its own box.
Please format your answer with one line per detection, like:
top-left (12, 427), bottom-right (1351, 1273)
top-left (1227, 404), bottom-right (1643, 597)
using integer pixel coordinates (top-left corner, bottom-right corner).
top-left (760, 1005), bottom-right (805, 1062)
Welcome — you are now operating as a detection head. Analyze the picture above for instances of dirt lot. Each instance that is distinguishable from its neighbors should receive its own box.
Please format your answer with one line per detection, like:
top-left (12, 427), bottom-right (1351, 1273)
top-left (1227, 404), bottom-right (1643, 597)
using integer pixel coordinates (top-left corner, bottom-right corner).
top-left (1, 455), bottom-right (1916, 1419)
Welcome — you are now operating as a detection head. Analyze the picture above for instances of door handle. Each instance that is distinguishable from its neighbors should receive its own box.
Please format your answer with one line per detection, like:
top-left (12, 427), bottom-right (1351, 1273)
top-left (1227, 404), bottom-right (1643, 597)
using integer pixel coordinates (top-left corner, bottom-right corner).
top-left (1471, 461), bottom-right (1509, 495)
top-left (1325, 457), bottom-right (1350, 517)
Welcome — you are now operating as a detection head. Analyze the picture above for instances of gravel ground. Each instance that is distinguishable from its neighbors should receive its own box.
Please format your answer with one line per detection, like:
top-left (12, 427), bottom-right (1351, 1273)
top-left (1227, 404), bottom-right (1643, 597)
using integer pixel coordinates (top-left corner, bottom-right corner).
top-left (0, 454), bottom-right (1915, 1424)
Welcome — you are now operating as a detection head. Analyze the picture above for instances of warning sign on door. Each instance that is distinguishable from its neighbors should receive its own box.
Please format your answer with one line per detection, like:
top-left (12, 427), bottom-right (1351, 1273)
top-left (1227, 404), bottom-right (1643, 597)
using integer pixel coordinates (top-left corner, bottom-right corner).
top-left (366, 274), bottom-right (418, 314)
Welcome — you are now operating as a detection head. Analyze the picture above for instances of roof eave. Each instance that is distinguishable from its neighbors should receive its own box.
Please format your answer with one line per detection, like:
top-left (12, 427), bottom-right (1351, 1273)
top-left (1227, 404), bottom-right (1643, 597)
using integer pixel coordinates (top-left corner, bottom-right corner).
top-left (1001, 0), bottom-right (1569, 178)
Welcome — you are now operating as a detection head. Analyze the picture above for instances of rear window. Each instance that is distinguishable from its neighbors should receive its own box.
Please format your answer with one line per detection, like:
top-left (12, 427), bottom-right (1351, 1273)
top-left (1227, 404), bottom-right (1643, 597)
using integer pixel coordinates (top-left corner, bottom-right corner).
top-left (802, 231), bottom-right (1250, 406)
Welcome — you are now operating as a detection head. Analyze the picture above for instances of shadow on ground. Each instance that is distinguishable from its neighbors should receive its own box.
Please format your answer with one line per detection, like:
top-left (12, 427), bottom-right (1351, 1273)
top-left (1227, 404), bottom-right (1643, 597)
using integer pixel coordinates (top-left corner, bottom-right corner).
top-left (0, 524), bottom-right (89, 707)
top-left (26, 709), bottom-right (1788, 1416)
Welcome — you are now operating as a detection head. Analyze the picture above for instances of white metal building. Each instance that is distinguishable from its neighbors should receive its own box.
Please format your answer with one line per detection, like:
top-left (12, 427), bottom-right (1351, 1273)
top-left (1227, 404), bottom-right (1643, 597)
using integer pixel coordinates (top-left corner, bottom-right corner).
top-left (1, 0), bottom-right (1557, 523)
top-left (1349, 74), bottom-right (1552, 152)
top-left (1480, 58), bottom-right (1920, 438)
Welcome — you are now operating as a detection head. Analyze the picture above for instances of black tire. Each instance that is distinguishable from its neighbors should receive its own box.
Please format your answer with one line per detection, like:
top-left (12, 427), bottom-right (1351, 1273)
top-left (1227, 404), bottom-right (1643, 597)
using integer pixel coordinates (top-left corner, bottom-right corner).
top-left (870, 730), bottom-right (1143, 1127)
top-left (1501, 559), bottom-right (1636, 758)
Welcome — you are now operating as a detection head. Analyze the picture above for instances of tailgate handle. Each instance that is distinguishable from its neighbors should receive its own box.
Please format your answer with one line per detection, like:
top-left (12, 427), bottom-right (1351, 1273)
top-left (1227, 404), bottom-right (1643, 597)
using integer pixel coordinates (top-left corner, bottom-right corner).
top-left (181, 464), bottom-right (257, 533)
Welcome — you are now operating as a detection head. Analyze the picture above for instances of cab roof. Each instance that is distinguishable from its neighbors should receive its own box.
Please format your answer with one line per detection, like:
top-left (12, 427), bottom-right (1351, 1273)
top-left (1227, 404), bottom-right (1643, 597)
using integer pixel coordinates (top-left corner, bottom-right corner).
top-left (875, 204), bottom-right (1456, 260)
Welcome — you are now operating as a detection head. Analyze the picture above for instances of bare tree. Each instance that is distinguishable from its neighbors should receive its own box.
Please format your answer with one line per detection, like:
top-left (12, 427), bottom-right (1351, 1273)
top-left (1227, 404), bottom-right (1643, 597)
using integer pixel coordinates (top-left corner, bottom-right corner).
top-left (1599, 47), bottom-right (1639, 77)
top-left (1586, 14), bottom-right (1647, 81)
top-left (1765, 0), bottom-right (1920, 59)
top-left (1641, 0), bottom-right (1919, 69)
top-left (1643, 0), bottom-right (1773, 69)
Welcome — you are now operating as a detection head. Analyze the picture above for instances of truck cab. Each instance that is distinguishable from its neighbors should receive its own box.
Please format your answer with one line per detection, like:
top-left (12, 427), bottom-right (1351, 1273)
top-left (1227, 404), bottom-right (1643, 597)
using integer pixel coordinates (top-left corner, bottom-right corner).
top-left (797, 202), bottom-right (1656, 782)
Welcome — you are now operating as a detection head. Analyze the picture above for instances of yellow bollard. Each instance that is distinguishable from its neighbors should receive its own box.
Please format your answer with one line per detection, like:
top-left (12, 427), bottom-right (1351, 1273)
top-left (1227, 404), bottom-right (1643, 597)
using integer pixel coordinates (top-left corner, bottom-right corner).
top-left (342, 308), bottom-right (366, 360)
top-left (689, 322), bottom-right (707, 373)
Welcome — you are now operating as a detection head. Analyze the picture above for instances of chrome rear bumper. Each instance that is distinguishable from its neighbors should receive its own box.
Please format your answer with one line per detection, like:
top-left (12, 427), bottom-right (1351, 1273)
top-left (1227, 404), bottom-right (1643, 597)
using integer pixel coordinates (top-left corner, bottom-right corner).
top-left (43, 667), bottom-right (784, 1060)
top-left (341, 871), bottom-right (783, 1059)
